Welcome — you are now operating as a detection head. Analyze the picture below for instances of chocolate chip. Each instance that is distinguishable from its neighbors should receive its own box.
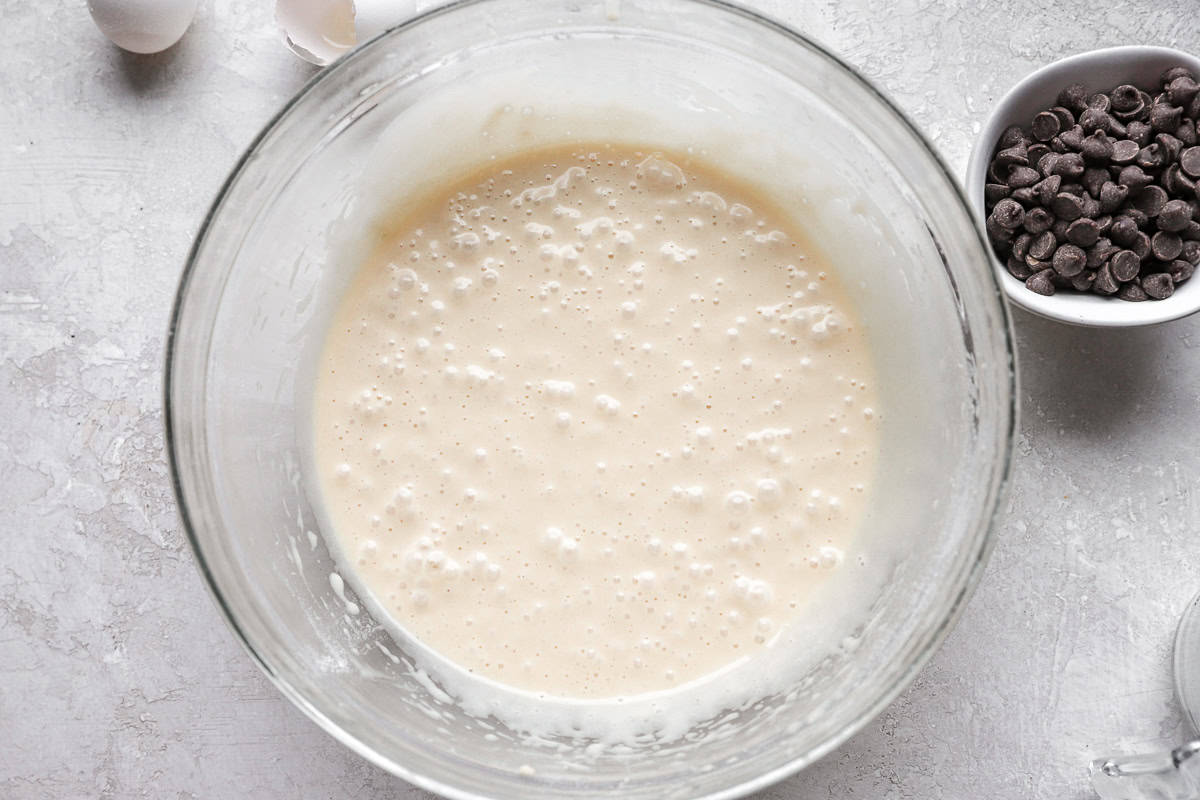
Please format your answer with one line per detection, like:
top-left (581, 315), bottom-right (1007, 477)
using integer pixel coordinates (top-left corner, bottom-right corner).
top-left (1099, 181), bottom-right (1130, 213)
top-left (1037, 152), bottom-right (1061, 177)
top-left (1141, 272), bottom-right (1176, 299)
top-left (1118, 165), bottom-right (1154, 192)
top-left (1071, 270), bottom-right (1097, 291)
top-left (1170, 259), bottom-right (1196, 283)
top-left (1094, 261), bottom-right (1120, 294)
top-left (1011, 232), bottom-right (1033, 261)
top-left (1110, 216), bottom-right (1140, 246)
top-left (1123, 207), bottom-right (1150, 229)
top-left (1111, 84), bottom-right (1143, 113)
top-left (1111, 139), bottom-right (1140, 164)
top-left (987, 216), bottom-right (1014, 244)
top-left (991, 198), bottom-right (1025, 229)
top-left (1150, 103), bottom-right (1183, 132)
top-left (1029, 230), bottom-right (1058, 260)
top-left (1080, 107), bottom-right (1112, 134)
top-left (1027, 142), bottom-right (1052, 165)
top-left (1023, 206), bottom-right (1055, 234)
top-left (1052, 152), bottom-right (1086, 178)
top-left (1007, 165), bottom-right (1041, 188)
top-left (1080, 131), bottom-right (1114, 163)
top-left (1051, 106), bottom-right (1076, 129)
top-left (1162, 164), bottom-right (1196, 197)
top-left (1159, 199), bottom-right (1194, 231)
top-left (1108, 83), bottom-right (1137, 109)
top-left (1162, 67), bottom-right (1196, 85)
top-left (1110, 249), bottom-right (1141, 281)
top-left (1183, 239), bottom-right (1200, 265)
top-left (1131, 231), bottom-right (1152, 261)
top-left (1025, 268), bottom-right (1057, 295)
top-left (1086, 238), bottom-right (1118, 268)
top-left (1007, 255), bottom-right (1035, 280)
top-left (1181, 171), bottom-right (1198, 199)
top-left (1059, 126), bottom-right (1086, 151)
top-left (1082, 167), bottom-right (1109, 197)
top-left (1089, 93), bottom-right (1112, 112)
top-left (1156, 132), bottom-right (1184, 162)
top-left (1034, 174), bottom-right (1062, 206)
top-left (1066, 218), bottom-right (1101, 247)
top-left (1060, 182), bottom-right (1085, 197)
top-left (998, 125), bottom-right (1028, 150)
top-left (1096, 215), bottom-right (1114, 235)
top-left (1118, 281), bottom-right (1149, 301)
top-left (1185, 221), bottom-right (1200, 241)
top-left (985, 183), bottom-right (1011, 206)
top-left (1151, 230), bottom-right (1184, 261)
top-left (1114, 101), bottom-right (1147, 123)
top-left (1177, 121), bottom-right (1198, 147)
top-left (1058, 83), bottom-right (1089, 113)
top-left (1051, 218), bottom-right (1071, 242)
top-left (1136, 143), bottom-right (1166, 170)
top-left (1131, 185), bottom-right (1168, 217)
top-left (1052, 243), bottom-right (1087, 277)
top-left (1181, 146), bottom-right (1200, 178)
top-left (1168, 76), bottom-right (1200, 106)
top-left (1127, 120), bottom-right (1153, 146)
top-left (1032, 111), bottom-right (1061, 142)
top-left (1011, 187), bottom-right (1037, 206)
top-left (994, 146), bottom-right (1029, 170)
top-left (1050, 192), bottom-right (1084, 221)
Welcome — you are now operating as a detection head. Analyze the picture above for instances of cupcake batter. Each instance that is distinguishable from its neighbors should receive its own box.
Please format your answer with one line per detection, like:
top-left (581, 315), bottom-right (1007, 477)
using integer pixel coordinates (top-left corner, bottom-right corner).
top-left (313, 143), bottom-right (879, 698)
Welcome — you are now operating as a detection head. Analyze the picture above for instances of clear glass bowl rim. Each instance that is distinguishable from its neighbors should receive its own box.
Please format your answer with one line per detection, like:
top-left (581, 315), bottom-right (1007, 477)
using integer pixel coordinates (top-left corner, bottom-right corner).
top-left (164, 1), bottom-right (1020, 797)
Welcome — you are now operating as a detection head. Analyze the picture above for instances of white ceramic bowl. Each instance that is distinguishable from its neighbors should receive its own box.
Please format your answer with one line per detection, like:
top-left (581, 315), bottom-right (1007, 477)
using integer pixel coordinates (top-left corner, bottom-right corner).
top-left (966, 45), bottom-right (1200, 327)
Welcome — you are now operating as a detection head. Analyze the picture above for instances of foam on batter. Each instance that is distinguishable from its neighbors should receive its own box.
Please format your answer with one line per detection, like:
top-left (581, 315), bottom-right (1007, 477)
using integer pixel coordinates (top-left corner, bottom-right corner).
top-left (312, 143), bottom-right (880, 710)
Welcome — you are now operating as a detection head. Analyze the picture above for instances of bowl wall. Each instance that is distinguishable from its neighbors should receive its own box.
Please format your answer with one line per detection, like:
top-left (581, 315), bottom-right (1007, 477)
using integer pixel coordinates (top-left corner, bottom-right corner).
top-left (167, 2), bottom-right (1016, 798)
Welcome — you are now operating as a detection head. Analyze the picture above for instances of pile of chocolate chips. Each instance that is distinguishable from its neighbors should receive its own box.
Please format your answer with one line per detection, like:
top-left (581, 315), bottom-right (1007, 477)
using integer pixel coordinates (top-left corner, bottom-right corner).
top-left (985, 67), bottom-right (1200, 301)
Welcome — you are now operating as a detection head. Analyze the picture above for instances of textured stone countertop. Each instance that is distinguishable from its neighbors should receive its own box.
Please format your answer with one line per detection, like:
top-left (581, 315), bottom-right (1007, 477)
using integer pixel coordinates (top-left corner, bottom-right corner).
top-left (3, 1), bottom-right (1199, 798)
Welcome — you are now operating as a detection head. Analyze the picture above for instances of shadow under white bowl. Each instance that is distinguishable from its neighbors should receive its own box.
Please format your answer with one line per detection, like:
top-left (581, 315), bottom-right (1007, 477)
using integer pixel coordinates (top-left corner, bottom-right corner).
top-left (965, 45), bottom-right (1200, 327)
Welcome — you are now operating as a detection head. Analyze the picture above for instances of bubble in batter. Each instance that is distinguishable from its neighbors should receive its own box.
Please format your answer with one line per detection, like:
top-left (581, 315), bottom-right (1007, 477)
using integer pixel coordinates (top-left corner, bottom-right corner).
top-left (313, 143), bottom-right (880, 698)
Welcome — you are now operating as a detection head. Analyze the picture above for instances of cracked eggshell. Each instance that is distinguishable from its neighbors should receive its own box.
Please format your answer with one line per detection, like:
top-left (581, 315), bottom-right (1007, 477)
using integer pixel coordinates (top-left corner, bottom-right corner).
top-left (275, 0), bottom-right (417, 66)
top-left (275, 0), bottom-right (355, 66)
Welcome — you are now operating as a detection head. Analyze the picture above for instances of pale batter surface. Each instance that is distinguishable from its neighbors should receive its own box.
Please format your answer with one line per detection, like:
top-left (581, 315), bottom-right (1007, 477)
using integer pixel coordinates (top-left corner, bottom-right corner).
top-left (313, 143), bottom-right (879, 698)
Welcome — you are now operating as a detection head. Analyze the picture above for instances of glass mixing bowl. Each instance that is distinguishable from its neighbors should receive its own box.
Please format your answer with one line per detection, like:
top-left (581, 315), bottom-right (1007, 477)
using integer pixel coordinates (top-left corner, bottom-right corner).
top-left (165, 1), bottom-right (1016, 797)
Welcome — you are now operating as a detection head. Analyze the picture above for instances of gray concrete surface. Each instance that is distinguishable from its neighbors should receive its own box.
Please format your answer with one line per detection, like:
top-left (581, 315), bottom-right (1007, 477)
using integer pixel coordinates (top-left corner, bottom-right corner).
top-left (2, 1), bottom-right (1198, 797)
